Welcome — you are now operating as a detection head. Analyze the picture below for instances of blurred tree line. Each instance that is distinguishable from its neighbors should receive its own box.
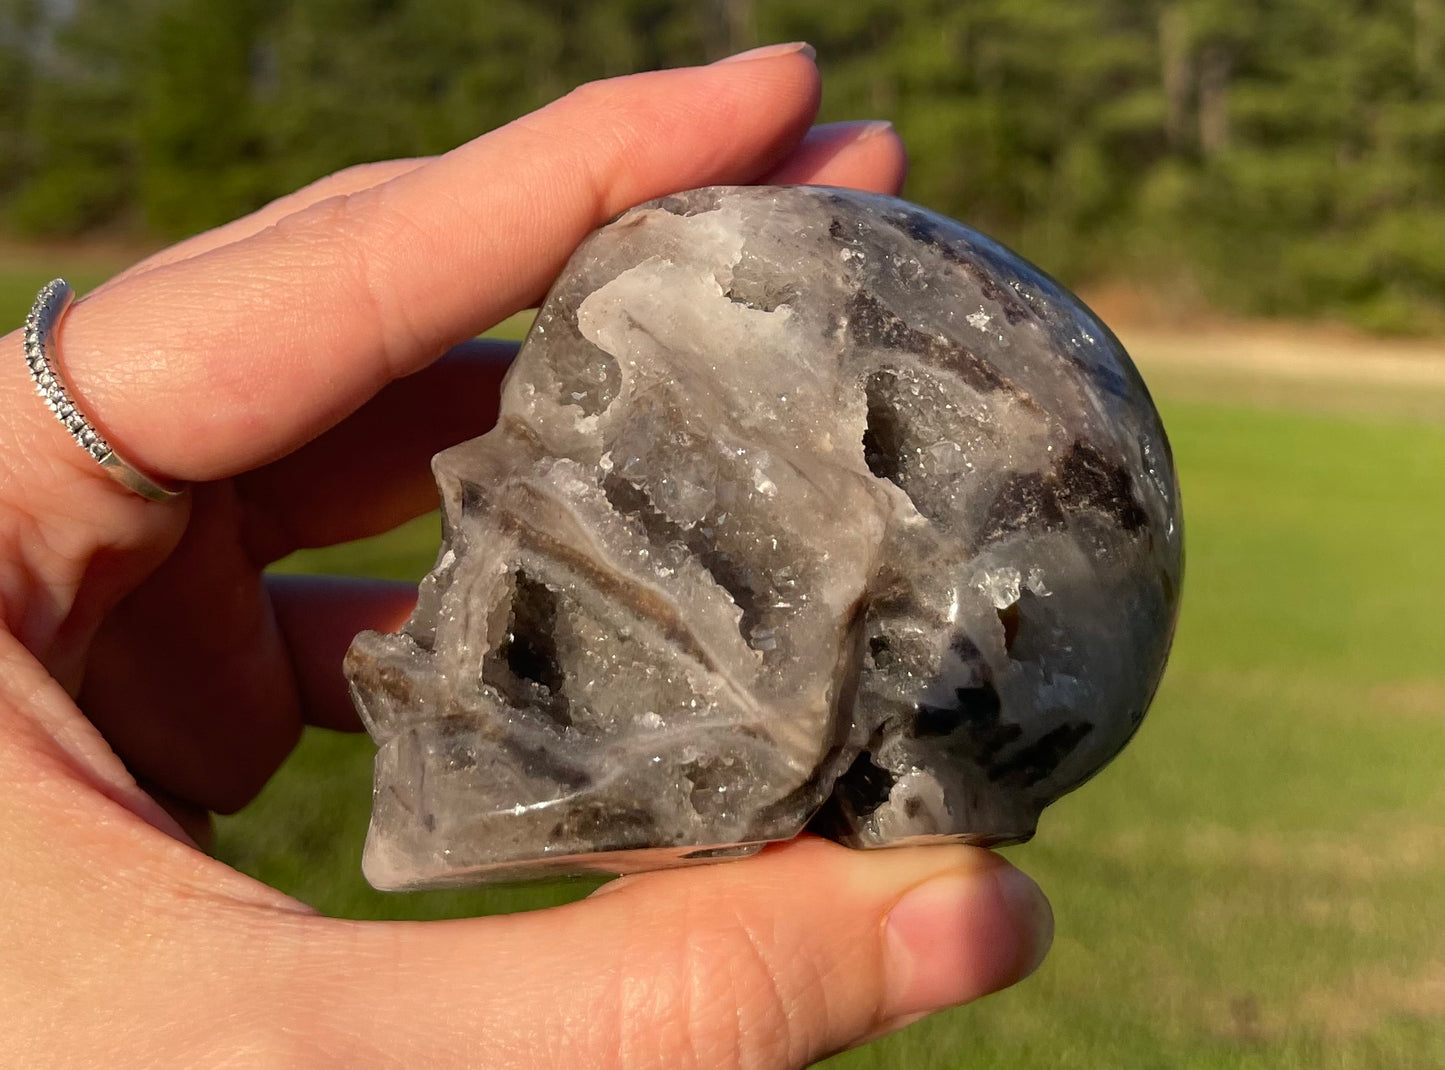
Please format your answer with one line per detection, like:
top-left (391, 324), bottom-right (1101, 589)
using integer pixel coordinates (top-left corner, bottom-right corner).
top-left (3, 0), bottom-right (1445, 330)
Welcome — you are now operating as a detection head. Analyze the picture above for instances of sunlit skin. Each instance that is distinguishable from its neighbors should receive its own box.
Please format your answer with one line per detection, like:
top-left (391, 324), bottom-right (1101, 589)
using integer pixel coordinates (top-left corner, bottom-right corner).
top-left (0, 45), bottom-right (1051, 1068)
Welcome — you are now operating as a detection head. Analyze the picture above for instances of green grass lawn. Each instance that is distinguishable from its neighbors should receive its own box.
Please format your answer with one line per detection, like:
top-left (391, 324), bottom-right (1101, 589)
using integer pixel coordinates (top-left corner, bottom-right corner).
top-left (0, 246), bottom-right (146, 324)
top-left (10, 245), bottom-right (1439, 1065)
top-left (833, 401), bottom-right (1445, 1069)
top-left (214, 390), bottom-right (1445, 1068)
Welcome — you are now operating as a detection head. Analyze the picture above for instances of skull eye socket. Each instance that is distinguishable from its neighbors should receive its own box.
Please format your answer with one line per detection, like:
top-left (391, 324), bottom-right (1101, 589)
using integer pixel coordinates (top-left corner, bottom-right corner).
top-left (862, 369), bottom-right (906, 486)
top-left (861, 367), bottom-right (947, 523)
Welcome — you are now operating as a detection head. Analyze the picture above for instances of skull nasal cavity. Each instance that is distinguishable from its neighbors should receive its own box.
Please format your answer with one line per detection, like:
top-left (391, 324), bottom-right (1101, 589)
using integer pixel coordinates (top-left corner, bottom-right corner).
top-left (483, 570), bottom-right (572, 727)
top-left (505, 573), bottom-right (564, 691)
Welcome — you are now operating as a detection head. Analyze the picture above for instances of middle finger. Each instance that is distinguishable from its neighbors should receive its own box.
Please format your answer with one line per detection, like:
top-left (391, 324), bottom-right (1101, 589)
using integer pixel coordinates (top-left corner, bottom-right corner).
top-left (35, 55), bottom-right (826, 487)
top-left (235, 120), bottom-right (907, 565)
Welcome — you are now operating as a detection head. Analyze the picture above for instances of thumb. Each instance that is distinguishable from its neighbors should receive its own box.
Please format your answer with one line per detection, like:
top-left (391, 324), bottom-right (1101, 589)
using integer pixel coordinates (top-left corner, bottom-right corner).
top-left (299, 837), bottom-right (1052, 1068)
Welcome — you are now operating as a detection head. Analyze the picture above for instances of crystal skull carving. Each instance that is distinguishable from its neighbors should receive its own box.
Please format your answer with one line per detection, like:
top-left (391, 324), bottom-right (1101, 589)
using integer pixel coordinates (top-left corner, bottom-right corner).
top-left (345, 186), bottom-right (1183, 890)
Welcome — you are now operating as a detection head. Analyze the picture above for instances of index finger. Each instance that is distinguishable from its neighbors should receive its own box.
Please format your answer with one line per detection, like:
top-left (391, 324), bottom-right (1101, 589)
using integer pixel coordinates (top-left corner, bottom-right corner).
top-left (31, 48), bottom-right (822, 483)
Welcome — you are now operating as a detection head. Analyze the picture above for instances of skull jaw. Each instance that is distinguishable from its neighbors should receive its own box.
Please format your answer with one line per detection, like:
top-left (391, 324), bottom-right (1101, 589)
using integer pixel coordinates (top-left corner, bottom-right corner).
top-left (364, 832), bottom-right (768, 893)
top-left (358, 701), bottom-right (1044, 892)
top-left (359, 754), bottom-right (1040, 893)
top-left (355, 703), bottom-right (820, 892)
top-left (360, 775), bottom-right (1041, 894)
top-left (842, 830), bottom-right (1037, 852)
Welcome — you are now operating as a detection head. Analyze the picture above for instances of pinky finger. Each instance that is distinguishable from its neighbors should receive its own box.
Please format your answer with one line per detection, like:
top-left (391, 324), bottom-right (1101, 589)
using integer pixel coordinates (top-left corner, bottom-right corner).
top-left (267, 574), bottom-right (417, 733)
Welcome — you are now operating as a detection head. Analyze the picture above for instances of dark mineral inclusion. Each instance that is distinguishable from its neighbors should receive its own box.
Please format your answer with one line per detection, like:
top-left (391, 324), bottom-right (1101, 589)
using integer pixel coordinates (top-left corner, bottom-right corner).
top-left (345, 186), bottom-right (1184, 890)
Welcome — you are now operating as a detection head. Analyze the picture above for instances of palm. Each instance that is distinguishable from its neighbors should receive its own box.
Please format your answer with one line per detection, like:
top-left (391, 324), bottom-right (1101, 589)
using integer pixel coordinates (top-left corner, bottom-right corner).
top-left (0, 52), bottom-right (1048, 1070)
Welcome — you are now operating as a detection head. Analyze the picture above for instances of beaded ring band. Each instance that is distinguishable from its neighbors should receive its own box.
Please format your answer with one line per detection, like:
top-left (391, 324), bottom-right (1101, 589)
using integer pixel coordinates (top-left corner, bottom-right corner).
top-left (23, 278), bottom-right (185, 503)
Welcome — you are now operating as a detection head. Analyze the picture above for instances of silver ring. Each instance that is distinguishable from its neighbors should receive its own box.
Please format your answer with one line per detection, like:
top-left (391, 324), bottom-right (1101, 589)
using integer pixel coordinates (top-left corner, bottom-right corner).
top-left (23, 278), bottom-right (185, 503)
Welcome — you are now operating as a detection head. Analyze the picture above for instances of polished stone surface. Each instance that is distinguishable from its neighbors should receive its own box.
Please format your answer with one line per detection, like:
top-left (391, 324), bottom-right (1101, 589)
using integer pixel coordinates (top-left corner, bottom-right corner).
top-left (345, 186), bottom-right (1183, 890)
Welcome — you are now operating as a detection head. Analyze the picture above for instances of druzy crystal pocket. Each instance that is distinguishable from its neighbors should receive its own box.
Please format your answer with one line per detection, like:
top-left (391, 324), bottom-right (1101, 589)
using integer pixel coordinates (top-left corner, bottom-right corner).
top-left (345, 186), bottom-right (1183, 890)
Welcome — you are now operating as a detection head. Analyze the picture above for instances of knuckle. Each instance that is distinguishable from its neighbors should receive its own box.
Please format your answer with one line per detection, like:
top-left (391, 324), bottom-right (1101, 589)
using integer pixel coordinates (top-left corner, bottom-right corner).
top-left (710, 914), bottom-right (808, 1069)
top-left (288, 160), bottom-right (395, 211)
top-left (623, 895), bottom-right (824, 1070)
top-left (326, 160), bottom-right (387, 188)
top-left (559, 75), bottom-right (623, 114)
top-left (271, 186), bottom-right (421, 378)
top-left (518, 78), bottom-right (638, 215)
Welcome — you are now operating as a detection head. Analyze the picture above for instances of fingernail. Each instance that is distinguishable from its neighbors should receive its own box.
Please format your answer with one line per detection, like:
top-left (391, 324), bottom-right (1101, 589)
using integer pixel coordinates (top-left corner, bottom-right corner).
top-left (716, 41), bottom-right (816, 64)
top-left (882, 863), bottom-right (1053, 1020)
top-left (818, 119), bottom-right (895, 141)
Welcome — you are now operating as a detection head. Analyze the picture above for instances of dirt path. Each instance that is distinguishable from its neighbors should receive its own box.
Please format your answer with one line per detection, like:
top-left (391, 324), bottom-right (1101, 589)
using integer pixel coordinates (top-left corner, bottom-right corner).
top-left (1117, 322), bottom-right (1445, 391)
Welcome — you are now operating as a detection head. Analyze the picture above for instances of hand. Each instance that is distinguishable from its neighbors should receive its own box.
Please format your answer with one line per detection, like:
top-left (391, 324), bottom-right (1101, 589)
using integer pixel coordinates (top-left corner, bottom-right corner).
top-left (0, 45), bottom-right (1051, 1068)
